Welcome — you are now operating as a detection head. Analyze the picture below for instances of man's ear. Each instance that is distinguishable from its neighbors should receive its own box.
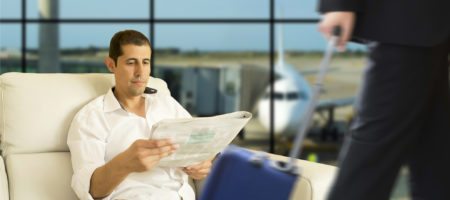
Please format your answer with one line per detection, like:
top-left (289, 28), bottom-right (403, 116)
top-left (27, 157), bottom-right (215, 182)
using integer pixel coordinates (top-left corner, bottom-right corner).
top-left (104, 57), bottom-right (115, 73)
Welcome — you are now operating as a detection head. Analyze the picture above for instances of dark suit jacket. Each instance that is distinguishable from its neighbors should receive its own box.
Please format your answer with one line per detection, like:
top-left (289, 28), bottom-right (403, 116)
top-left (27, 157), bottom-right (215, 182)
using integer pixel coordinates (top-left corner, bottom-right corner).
top-left (318, 0), bottom-right (450, 47)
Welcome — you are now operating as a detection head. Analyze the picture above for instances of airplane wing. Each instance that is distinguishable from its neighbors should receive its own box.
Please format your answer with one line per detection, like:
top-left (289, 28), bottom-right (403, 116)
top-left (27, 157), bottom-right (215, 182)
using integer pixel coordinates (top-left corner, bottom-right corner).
top-left (300, 67), bottom-right (338, 75)
top-left (314, 97), bottom-right (355, 140)
top-left (316, 97), bottom-right (355, 111)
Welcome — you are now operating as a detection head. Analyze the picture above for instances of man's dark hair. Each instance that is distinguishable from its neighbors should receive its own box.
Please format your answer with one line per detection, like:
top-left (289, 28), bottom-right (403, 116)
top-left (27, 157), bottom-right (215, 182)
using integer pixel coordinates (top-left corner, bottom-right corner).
top-left (109, 30), bottom-right (151, 64)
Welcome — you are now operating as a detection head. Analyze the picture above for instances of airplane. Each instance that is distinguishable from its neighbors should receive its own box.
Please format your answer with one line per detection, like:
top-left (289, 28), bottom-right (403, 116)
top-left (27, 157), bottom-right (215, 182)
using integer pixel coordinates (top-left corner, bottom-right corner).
top-left (257, 26), bottom-right (354, 141)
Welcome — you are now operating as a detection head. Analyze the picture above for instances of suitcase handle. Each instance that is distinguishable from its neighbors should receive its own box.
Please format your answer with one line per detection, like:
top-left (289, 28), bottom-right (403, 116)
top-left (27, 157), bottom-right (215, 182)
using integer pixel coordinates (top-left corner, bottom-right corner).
top-left (271, 159), bottom-right (301, 175)
top-left (284, 26), bottom-right (342, 172)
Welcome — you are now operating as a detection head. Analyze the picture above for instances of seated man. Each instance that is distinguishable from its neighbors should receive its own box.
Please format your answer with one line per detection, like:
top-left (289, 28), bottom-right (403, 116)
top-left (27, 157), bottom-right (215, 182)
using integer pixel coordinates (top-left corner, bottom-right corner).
top-left (67, 29), bottom-right (212, 200)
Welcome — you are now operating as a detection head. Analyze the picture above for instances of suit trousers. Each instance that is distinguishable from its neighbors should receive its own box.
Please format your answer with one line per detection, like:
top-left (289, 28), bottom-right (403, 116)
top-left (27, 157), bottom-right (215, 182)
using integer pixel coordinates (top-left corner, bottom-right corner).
top-left (327, 38), bottom-right (450, 200)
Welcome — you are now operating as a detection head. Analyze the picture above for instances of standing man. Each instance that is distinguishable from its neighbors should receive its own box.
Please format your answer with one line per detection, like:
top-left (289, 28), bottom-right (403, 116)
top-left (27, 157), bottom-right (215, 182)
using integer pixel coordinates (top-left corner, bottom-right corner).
top-left (68, 30), bottom-right (212, 200)
top-left (318, 0), bottom-right (450, 199)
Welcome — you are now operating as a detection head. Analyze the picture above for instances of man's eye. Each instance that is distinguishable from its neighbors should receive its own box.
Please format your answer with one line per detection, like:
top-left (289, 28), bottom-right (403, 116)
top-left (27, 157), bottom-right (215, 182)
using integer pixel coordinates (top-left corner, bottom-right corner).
top-left (126, 61), bottom-right (134, 65)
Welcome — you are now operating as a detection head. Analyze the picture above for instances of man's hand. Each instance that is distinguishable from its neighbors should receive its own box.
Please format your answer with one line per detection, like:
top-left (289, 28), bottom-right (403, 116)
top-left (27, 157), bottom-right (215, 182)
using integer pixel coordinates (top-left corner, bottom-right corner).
top-left (318, 11), bottom-right (355, 52)
top-left (119, 139), bottom-right (179, 173)
top-left (90, 139), bottom-right (178, 198)
top-left (182, 159), bottom-right (213, 180)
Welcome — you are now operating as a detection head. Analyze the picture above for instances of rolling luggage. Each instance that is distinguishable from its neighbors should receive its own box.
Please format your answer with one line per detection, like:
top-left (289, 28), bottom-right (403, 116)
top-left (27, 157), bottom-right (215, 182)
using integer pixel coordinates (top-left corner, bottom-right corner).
top-left (199, 27), bottom-right (342, 200)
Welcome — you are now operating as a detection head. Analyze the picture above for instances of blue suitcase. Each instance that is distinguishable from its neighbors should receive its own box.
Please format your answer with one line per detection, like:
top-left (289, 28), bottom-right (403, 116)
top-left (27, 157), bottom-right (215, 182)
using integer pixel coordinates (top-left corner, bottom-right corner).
top-left (200, 145), bottom-right (298, 200)
top-left (199, 27), bottom-right (342, 200)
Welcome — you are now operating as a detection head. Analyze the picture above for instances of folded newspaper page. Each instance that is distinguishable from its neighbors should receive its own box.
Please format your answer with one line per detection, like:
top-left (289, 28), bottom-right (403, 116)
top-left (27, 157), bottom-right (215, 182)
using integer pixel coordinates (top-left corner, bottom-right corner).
top-left (150, 111), bottom-right (252, 167)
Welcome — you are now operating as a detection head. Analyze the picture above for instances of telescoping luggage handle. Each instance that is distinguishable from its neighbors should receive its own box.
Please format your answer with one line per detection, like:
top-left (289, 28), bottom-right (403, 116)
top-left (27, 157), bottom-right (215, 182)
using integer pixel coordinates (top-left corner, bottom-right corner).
top-left (271, 26), bottom-right (342, 175)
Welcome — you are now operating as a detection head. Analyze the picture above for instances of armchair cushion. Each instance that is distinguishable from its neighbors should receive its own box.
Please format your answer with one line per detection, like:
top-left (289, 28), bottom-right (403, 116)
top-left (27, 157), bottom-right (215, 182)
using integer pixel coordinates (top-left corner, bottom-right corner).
top-left (1, 73), bottom-right (111, 156)
top-left (6, 153), bottom-right (76, 200)
top-left (0, 156), bottom-right (8, 200)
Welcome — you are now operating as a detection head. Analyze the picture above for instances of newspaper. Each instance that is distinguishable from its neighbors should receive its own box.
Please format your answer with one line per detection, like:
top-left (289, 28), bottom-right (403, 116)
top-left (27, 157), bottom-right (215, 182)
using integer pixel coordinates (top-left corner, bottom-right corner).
top-left (150, 111), bottom-right (252, 167)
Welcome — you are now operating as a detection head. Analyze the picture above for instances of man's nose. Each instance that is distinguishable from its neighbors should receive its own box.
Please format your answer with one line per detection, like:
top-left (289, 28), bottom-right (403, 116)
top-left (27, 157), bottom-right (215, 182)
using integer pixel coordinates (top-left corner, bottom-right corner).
top-left (135, 62), bottom-right (144, 75)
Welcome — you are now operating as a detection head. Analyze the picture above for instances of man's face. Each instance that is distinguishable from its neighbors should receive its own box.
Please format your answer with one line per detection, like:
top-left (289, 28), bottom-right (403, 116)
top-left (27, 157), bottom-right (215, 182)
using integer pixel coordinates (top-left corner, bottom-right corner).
top-left (111, 44), bottom-right (151, 97)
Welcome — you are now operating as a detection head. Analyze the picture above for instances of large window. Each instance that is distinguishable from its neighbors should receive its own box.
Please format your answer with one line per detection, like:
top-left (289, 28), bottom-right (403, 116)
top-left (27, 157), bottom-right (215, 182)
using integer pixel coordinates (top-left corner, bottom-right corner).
top-left (0, 0), bottom-right (365, 159)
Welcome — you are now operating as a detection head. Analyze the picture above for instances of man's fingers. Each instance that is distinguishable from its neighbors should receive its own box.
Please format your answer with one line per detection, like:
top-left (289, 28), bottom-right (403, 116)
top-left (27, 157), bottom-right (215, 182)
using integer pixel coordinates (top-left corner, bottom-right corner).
top-left (184, 161), bottom-right (212, 173)
top-left (318, 11), bottom-right (355, 52)
top-left (183, 167), bottom-right (211, 180)
top-left (318, 23), bottom-right (332, 40)
top-left (183, 167), bottom-right (210, 175)
top-left (153, 139), bottom-right (176, 148)
top-left (335, 24), bottom-right (347, 51)
top-left (125, 139), bottom-right (179, 172)
top-left (134, 139), bottom-right (171, 148)
top-left (338, 18), bottom-right (354, 52)
top-left (193, 168), bottom-right (210, 175)
top-left (136, 139), bottom-right (179, 151)
top-left (137, 143), bottom-right (178, 159)
top-left (319, 21), bottom-right (347, 51)
top-left (152, 145), bottom-right (177, 154)
top-left (146, 139), bottom-right (174, 148)
top-left (185, 160), bottom-right (212, 171)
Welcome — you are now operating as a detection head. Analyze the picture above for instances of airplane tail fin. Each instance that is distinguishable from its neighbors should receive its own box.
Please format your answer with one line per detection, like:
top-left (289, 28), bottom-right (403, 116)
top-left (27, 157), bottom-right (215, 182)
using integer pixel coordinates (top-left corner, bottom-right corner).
top-left (276, 6), bottom-right (287, 71)
top-left (276, 24), bottom-right (285, 70)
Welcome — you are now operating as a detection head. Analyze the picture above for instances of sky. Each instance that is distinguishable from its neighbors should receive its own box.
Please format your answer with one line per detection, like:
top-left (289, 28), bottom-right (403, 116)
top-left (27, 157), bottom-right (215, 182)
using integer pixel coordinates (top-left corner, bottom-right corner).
top-left (0, 0), bottom-right (364, 51)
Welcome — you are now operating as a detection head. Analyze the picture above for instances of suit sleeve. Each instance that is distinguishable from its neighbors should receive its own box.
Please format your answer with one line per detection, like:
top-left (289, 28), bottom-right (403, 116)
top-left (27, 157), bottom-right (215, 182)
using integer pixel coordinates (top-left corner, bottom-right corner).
top-left (318, 0), bottom-right (364, 13)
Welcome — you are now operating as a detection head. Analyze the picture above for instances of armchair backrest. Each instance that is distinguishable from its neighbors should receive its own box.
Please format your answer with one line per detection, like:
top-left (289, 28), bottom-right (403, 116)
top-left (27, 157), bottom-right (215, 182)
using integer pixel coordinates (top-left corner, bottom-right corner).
top-left (0, 73), bottom-right (171, 200)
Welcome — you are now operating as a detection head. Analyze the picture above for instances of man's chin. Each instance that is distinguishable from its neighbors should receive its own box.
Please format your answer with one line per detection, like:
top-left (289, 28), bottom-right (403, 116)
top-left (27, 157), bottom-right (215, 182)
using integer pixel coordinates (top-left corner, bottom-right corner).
top-left (129, 87), bottom-right (145, 96)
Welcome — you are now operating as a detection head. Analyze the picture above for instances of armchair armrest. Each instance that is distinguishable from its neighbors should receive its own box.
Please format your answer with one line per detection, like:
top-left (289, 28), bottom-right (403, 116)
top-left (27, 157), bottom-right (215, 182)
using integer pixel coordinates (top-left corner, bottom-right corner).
top-left (193, 149), bottom-right (337, 200)
top-left (267, 153), bottom-right (337, 200)
top-left (0, 156), bottom-right (9, 200)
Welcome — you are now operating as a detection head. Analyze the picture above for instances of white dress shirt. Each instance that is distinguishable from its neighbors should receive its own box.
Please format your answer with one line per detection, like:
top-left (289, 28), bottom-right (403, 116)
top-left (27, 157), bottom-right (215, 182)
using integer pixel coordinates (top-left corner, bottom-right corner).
top-left (67, 88), bottom-right (195, 200)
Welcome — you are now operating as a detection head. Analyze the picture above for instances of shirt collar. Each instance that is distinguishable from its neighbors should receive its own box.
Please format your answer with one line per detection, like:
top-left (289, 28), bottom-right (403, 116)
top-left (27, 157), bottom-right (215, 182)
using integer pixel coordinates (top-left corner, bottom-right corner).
top-left (103, 87), bottom-right (156, 113)
top-left (103, 88), bottom-right (123, 113)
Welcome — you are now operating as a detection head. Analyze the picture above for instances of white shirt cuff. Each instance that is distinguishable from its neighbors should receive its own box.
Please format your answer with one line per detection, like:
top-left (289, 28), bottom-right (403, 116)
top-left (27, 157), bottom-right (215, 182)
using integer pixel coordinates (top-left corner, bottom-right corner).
top-left (72, 164), bottom-right (110, 200)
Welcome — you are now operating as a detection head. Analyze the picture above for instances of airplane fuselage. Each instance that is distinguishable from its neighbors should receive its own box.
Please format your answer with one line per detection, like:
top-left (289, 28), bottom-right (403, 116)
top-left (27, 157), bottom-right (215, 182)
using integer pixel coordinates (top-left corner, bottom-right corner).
top-left (257, 63), bottom-right (312, 136)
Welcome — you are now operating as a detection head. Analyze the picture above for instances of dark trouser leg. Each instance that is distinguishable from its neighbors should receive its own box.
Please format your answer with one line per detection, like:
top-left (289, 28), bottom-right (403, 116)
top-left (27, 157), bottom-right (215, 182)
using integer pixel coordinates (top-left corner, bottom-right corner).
top-left (408, 39), bottom-right (450, 200)
top-left (327, 40), bottom-right (450, 200)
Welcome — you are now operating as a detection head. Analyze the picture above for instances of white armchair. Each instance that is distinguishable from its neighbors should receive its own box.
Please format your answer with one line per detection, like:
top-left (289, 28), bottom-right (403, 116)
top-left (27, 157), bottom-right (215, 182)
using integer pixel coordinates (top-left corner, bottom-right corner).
top-left (0, 72), bottom-right (336, 200)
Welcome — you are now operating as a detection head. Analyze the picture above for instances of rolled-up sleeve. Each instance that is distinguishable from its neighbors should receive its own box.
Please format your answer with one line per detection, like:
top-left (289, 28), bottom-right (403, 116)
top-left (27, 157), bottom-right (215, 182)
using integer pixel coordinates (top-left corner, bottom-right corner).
top-left (67, 107), bottom-right (109, 200)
